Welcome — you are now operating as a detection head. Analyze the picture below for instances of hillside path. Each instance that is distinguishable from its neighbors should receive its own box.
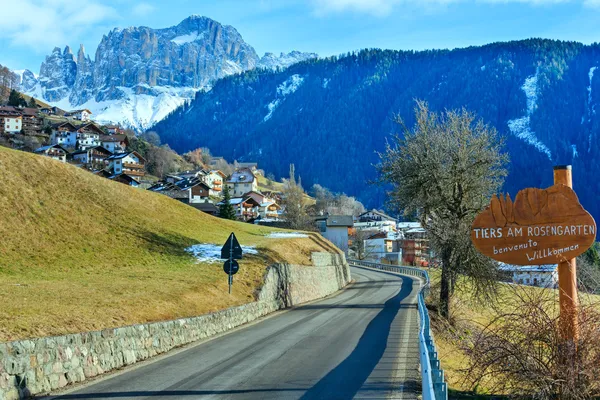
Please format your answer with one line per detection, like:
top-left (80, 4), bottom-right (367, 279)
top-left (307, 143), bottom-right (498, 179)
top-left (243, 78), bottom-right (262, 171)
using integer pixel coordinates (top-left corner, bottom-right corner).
top-left (47, 266), bottom-right (421, 400)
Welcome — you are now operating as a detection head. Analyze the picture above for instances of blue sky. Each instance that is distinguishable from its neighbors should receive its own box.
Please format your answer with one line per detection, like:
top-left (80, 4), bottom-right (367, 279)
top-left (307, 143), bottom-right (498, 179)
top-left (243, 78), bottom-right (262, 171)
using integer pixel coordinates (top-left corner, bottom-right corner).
top-left (1, 0), bottom-right (599, 72)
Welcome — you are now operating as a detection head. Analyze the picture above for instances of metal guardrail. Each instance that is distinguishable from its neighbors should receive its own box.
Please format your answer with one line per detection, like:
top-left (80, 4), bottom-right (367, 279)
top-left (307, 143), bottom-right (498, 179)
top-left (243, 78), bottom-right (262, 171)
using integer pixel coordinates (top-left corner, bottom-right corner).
top-left (348, 259), bottom-right (448, 400)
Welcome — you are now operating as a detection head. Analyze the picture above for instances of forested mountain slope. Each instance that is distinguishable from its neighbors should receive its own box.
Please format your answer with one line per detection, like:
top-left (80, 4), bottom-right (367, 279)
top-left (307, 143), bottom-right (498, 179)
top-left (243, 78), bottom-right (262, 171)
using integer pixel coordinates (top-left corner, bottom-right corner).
top-left (152, 39), bottom-right (600, 221)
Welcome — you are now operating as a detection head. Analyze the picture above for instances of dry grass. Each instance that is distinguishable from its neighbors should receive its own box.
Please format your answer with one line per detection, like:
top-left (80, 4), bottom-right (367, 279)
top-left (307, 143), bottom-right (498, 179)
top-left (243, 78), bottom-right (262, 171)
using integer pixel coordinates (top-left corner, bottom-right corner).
top-left (424, 268), bottom-right (600, 397)
top-left (0, 147), bottom-right (338, 342)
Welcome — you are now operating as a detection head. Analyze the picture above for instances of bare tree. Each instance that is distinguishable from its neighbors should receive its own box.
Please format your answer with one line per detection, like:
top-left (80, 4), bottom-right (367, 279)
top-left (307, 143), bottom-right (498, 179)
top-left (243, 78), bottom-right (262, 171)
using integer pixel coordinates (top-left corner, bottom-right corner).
top-left (146, 145), bottom-right (178, 177)
top-left (463, 285), bottom-right (600, 399)
top-left (377, 101), bottom-right (508, 318)
top-left (282, 164), bottom-right (311, 229)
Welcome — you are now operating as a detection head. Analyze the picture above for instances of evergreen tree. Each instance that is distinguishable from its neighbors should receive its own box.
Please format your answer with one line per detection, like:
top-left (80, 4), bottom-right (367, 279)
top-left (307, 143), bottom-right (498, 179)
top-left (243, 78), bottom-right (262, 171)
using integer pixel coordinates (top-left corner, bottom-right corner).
top-left (219, 185), bottom-right (237, 220)
top-left (8, 89), bottom-right (26, 107)
top-left (28, 97), bottom-right (37, 108)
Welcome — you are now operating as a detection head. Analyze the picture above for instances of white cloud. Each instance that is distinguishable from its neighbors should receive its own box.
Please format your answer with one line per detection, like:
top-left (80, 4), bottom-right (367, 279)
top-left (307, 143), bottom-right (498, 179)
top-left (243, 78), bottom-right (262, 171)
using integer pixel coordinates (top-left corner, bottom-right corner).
top-left (310, 0), bottom-right (597, 16)
top-left (0, 0), bottom-right (117, 52)
top-left (132, 2), bottom-right (156, 16)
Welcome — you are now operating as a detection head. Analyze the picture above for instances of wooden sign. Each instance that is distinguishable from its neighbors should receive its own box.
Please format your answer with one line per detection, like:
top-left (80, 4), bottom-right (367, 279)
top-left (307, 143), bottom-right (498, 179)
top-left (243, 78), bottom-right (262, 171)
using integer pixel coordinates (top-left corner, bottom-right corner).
top-left (471, 184), bottom-right (596, 265)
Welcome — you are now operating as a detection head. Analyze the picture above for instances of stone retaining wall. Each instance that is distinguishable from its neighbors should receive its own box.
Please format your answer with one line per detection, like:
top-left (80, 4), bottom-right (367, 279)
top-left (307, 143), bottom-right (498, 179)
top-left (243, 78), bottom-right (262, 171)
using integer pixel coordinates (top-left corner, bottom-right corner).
top-left (0, 253), bottom-right (350, 400)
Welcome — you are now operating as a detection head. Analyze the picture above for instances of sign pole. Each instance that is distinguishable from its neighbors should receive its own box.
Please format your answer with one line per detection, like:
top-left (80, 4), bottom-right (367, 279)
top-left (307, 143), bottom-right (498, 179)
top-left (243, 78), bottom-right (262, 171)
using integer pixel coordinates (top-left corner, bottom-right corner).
top-left (553, 165), bottom-right (579, 341)
top-left (229, 233), bottom-right (233, 295)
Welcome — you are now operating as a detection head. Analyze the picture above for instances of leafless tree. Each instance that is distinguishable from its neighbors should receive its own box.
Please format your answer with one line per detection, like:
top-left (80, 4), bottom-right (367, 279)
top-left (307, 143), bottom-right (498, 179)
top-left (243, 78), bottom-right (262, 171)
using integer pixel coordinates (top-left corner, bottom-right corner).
top-left (378, 101), bottom-right (509, 318)
top-left (282, 164), bottom-right (311, 229)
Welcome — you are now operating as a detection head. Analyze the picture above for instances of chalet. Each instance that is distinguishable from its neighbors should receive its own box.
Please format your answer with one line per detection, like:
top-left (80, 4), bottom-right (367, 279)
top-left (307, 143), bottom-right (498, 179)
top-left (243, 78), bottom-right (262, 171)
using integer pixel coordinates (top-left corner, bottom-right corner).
top-left (148, 177), bottom-right (211, 204)
top-left (76, 123), bottom-right (103, 150)
top-left (66, 109), bottom-right (92, 121)
top-left (106, 151), bottom-right (146, 177)
top-left (165, 169), bottom-right (207, 184)
top-left (258, 201), bottom-right (281, 219)
top-left (315, 215), bottom-right (354, 253)
top-left (34, 144), bottom-right (68, 162)
top-left (499, 264), bottom-right (558, 288)
top-left (243, 191), bottom-right (272, 205)
top-left (71, 146), bottom-right (113, 168)
top-left (20, 107), bottom-right (43, 135)
top-left (190, 202), bottom-right (219, 216)
top-left (236, 162), bottom-right (258, 172)
top-left (359, 210), bottom-right (397, 223)
top-left (50, 122), bottom-right (79, 148)
top-left (209, 156), bottom-right (225, 166)
top-left (0, 107), bottom-right (23, 135)
top-left (218, 196), bottom-right (261, 221)
top-left (105, 125), bottom-right (123, 135)
top-left (202, 170), bottom-right (226, 196)
top-left (227, 168), bottom-right (258, 197)
top-left (41, 106), bottom-right (62, 115)
top-left (100, 134), bottom-right (129, 153)
top-left (110, 173), bottom-right (140, 187)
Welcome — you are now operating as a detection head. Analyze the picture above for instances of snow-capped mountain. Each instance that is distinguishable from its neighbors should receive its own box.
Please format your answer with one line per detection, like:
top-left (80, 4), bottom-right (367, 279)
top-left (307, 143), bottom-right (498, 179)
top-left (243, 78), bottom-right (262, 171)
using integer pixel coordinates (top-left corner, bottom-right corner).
top-left (20, 15), bottom-right (317, 130)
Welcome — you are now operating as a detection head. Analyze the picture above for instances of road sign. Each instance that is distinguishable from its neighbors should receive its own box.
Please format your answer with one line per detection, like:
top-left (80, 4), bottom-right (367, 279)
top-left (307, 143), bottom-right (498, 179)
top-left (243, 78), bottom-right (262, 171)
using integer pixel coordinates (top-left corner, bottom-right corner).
top-left (471, 184), bottom-right (596, 265)
top-left (221, 233), bottom-right (243, 260)
top-left (223, 259), bottom-right (239, 275)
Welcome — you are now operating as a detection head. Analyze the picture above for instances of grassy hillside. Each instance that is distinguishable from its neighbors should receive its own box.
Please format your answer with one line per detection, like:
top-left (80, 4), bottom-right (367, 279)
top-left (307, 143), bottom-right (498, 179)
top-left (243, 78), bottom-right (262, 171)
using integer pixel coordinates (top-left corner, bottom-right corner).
top-left (0, 147), bottom-right (337, 342)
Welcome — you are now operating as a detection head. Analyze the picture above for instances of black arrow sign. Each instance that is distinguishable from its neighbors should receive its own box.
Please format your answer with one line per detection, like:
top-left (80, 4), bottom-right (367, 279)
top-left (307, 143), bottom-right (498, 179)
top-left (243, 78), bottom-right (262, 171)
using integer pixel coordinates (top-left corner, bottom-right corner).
top-left (221, 232), bottom-right (243, 260)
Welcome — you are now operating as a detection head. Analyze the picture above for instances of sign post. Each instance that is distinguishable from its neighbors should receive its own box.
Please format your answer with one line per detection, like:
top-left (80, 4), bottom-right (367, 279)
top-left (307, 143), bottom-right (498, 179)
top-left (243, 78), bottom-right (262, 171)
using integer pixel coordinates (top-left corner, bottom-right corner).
top-left (471, 167), bottom-right (596, 343)
top-left (221, 232), bottom-right (243, 294)
top-left (554, 165), bottom-right (579, 341)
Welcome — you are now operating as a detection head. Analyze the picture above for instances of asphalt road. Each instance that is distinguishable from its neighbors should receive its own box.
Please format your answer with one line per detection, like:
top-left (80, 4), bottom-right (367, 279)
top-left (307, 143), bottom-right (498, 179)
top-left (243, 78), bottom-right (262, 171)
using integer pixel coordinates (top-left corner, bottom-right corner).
top-left (48, 266), bottom-right (421, 400)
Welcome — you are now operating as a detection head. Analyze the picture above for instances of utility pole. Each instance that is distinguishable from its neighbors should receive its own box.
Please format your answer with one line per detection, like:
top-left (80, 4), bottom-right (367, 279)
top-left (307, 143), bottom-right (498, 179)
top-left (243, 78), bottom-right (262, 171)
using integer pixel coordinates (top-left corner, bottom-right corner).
top-left (554, 165), bottom-right (579, 341)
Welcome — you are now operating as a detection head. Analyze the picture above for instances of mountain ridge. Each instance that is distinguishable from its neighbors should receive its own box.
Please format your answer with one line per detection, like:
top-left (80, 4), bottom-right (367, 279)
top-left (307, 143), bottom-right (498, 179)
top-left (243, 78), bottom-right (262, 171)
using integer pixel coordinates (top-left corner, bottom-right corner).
top-left (18, 15), bottom-right (318, 130)
top-left (150, 39), bottom-right (600, 222)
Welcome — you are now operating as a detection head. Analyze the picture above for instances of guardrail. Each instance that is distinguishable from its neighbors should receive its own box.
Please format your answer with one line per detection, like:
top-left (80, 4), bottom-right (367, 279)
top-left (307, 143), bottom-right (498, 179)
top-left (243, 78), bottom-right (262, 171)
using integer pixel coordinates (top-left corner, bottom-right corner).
top-left (348, 259), bottom-right (448, 400)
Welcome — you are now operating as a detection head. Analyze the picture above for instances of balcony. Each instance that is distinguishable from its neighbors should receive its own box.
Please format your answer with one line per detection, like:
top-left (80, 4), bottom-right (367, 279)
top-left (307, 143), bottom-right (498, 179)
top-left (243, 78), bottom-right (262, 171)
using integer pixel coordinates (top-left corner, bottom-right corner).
top-left (124, 169), bottom-right (145, 177)
top-left (124, 163), bottom-right (144, 170)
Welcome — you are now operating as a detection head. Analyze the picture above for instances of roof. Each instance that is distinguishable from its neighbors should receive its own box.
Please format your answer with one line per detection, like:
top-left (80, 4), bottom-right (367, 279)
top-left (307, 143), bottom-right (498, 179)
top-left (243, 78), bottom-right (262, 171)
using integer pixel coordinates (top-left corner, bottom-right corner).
top-left (34, 144), bottom-right (67, 153)
top-left (100, 134), bottom-right (128, 143)
top-left (397, 222), bottom-right (422, 230)
top-left (209, 170), bottom-right (226, 177)
top-left (149, 176), bottom-right (209, 193)
top-left (110, 173), bottom-right (139, 184)
top-left (498, 264), bottom-right (557, 273)
top-left (190, 203), bottom-right (219, 213)
top-left (227, 168), bottom-right (256, 183)
top-left (315, 215), bottom-right (354, 227)
top-left (66, 109), bottom-right (92, 115)
top-left (359, 209), bottom-right (397, 222)
top-left (51, 121), bottom-right (78, 131)
top-left (106, 151), bottom-right (145, 162)
top-left (78, 123), bottom-right (104, 135)
top-left (71, 146), bottom-right (113, 156)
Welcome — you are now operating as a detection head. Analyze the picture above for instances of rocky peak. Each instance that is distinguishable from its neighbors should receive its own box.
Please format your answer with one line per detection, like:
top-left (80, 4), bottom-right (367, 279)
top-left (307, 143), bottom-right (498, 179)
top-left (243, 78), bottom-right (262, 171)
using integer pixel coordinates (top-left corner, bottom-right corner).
top-left (20, 70), bottom-right (38, 92)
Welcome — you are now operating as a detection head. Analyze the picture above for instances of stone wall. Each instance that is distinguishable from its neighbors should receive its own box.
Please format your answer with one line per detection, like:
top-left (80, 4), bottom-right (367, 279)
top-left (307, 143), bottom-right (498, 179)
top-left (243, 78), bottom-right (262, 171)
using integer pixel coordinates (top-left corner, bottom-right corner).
top-left (0, 253), bottom-right (350, 400)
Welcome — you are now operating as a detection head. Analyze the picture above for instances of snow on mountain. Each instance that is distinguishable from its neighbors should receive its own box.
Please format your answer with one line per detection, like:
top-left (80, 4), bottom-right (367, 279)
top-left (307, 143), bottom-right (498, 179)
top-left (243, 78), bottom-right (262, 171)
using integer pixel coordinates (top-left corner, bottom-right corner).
top-left (588, 66), bottom-right (597, 115)
top-left (263, 74), bottom-right (304, 122)
top-left (507, 73), bottom-right (552, 160)
top-left (19, 15), bottom-right (317, 130)
top-left (258, 51), bottom-right (318, 70)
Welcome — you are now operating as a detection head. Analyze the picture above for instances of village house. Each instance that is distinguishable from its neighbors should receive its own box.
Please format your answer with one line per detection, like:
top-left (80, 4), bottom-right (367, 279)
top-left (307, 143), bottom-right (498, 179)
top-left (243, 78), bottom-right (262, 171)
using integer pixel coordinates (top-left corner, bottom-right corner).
top-left (258, 201), bottom-right (282, 220)
top-left (149, 177), bottom-right (211, 204)
top-left (100, 134), bottom-right (129, 153)
top-left (106, 151), bottom-right (146, 177)
top-left (40, 106), bottom-right (62, 116)
top-left (226, 168), bottom-right (258, 197)
top-left (315, 215), bottom-right (354, 254)
top-left (49, 122), bottom-right (79, 148)
top-left (71, 146), bottom-right (113, 169)
top-left (165, 169), bottom-right (207, 184)
top-left (202, 170), bottom-right (226, 196)
top-left (65, 109), bottom-right (92, 121)
top-left (236, 162), bottom-right (258, 173)
top-left (20, 107), bottom-right (43, 135)
top-left (105, 125), bottom-right (123, 135)
top-left (34, 144), bottom-right (68, 163)
top-left (0, 108), bottom-right (22, 135)
top-left (218, 196), bottom-right (261, 221)
top-left (499, 264), bottom-right (558, 288)
top-left (76, 123), bottom-right (103, 150)
top-left (110, 173), bottom-right (140, 187)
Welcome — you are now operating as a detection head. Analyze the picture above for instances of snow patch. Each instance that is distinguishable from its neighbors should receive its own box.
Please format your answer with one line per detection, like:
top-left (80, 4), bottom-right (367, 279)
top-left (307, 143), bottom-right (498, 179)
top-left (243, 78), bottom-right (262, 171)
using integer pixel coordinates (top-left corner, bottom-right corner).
top-left (588, 66), bottom-right (597, 118)
top-left (186, 243), bottom-right (258, 264)
top-left (507, 74), bottom-right (552, 160)
top-left (323, 78), bottom-right (330, 88)
top-left (263, 74), bottom-right (304, 122)
top-left (171, 31), bottom-right (206, 45)
top-left (266, 232), bottom-right (309, 239)
top-left (572, 144), bottom-right (578, 158)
